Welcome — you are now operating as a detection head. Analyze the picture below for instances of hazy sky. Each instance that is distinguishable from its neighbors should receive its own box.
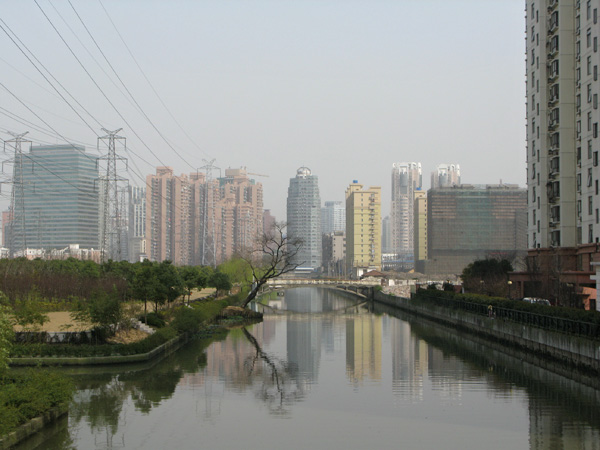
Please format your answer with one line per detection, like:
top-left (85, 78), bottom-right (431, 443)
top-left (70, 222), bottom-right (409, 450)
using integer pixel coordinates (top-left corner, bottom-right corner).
top-left (0, 0), bottom-right (526, 220)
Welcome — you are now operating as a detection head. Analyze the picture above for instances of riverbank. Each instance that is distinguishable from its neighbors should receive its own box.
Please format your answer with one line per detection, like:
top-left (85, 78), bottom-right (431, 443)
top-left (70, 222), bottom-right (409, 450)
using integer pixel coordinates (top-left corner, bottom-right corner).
top-left (373, 290), bottom-right (600, 373)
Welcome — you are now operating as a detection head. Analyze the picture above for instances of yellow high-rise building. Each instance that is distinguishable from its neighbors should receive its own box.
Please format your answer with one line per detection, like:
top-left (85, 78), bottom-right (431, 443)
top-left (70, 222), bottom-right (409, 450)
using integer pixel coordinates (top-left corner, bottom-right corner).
top-left (413, 189), bottom-right (427, 268)
top-left (345, 182), bottom-right (382, 277)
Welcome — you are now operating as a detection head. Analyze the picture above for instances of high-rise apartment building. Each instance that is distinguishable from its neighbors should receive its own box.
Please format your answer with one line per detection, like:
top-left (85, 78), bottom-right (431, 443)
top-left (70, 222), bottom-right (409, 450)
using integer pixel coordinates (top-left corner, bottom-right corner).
top-left (146, 167), bottom-right (192, 265)
top-left (146, 166), bottom-right (263, 266)
top-left (431, 163), bottom-right (461, 189)
top-left (345, 182), bottom-right (381, 277)
top-left (215, 168), bottom-right (264, 262)
top-left (321, 200), bottom-right (346, 234)
top-left (287, 167), bottom-right (322, 270)
top-left (128, 186), bottom-right (146, 262)
top-left (391, 162), bottom-right (422, 263)
top-left (11, 144), bottom-right (99, 253)
top-left (413, 189), bottom-right (427, 267)
top-left (525, 0), bottom-right (598, 248)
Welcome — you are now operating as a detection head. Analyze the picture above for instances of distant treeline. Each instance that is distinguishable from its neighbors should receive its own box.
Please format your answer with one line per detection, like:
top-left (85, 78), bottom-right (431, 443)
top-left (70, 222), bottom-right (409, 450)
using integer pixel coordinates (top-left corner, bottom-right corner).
top-left (0, 258), bottom-right (230, 308)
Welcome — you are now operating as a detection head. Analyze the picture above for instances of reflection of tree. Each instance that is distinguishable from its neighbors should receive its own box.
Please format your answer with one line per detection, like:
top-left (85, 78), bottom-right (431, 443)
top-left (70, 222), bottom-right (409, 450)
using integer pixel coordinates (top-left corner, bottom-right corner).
top-left (242, 327), bottom-right (304, 416)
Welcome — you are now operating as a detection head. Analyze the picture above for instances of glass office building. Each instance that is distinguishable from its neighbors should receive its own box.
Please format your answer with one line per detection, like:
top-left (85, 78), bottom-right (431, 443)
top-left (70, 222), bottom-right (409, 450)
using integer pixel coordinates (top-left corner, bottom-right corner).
top-left (11, 144), bottom-right (99, 252)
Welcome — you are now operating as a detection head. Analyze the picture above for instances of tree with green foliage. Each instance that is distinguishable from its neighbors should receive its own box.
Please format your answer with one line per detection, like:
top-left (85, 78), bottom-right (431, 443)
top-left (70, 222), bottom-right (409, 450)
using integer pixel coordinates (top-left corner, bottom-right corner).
top-left (179, 266), bottom-right (203, 304)
top-left (131, 260), bottom-right (161, 319)
top-left (154, 261), bottom-right (184, 310)
top-left (0, 304), bottom-right (12, 375)
top-left (461, 258), bottom-right (514, 297)
top-left (209, 271), bottom-right (232, 296)
top-left (71, 289), bottom-right (123, 336)
top-left (12, 299), bottom-right (49, 332)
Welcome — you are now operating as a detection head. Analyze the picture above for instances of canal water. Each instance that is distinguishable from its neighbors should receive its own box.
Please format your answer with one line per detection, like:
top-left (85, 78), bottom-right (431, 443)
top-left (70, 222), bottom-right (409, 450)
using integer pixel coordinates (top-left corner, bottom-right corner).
top-left (19, 287), bottom-right (600, 449)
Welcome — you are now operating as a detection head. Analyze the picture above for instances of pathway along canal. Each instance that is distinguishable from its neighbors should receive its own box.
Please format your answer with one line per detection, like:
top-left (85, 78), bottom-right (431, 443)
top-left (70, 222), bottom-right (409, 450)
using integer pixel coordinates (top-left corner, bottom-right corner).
top-left (18, 287), bottom-right (600, 449)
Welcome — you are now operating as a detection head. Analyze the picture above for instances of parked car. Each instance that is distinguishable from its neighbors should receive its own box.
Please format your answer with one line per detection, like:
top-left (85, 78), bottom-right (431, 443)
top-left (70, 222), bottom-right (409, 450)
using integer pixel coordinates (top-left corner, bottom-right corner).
top-left (521, 297), bottom-right (551, 306)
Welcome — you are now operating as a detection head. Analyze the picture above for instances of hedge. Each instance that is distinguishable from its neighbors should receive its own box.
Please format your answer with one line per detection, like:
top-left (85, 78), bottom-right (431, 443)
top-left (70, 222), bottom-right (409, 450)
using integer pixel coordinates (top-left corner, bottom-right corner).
top-left (0, 369), bottom-right (73, 437)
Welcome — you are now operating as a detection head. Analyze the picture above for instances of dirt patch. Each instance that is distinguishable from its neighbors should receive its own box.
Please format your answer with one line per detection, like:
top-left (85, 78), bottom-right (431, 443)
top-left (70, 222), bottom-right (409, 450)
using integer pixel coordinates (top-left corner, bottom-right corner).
top-left (12, 311), bottom-right (92, 332)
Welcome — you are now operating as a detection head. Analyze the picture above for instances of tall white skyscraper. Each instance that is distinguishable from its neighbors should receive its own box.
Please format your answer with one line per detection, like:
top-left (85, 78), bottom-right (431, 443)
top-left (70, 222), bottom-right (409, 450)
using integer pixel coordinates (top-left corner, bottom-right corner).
top-left (391, 162), bottom-right (422, 262)
top-left (431, 163), bottom-right (461, 189)
top-left (287, 167), bottom-right (322, 270)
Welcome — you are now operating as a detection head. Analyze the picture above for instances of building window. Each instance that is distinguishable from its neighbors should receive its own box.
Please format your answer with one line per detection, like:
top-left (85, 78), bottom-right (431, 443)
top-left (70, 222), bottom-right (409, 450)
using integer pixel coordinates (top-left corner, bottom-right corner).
top-left (577, 173), bottom-right (582, 192)
top-left (588, 84), bottom-right (592, 102)
top-left (588, 168), bottom-right (593, 186)
top-left (595, 8), bottom-right (598, 24)
top-left (590, 196), bottom-right (594, 215)
top-left (588, 29), bottom-right (592, 48)
top-left (594, 151), bottom-right (599, 166)
top-left (595, 65), bottom-right (598, 81)
top-left (590, 224), bottom-right (594, 243)
top-left (588, 56), bottom-right (592, 75)
top-left (589, 140), bottom-right (593, 159)
top-left (578, 200), bottom-right (582, 218)
top-left (595, 37), bottom-right (598, 52)
top-left (597, 179), bottom-right (599, 195)
top-left (588, 112), bottom-right (592, 131)
top-left (596, 209), bottom-right (599, 224)
top-left (595, 94), bottom-right (599, 110)
top-left (595, 123), bottom-right (599, 138)
top-left (588, 1), bottom-right (592, 20)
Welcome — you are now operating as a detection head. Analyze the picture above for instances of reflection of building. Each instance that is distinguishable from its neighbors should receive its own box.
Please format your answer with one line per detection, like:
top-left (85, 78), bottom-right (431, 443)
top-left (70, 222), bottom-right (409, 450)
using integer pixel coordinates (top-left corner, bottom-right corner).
top-left (287, 167), bottom-right (322, 270)
top-left (391, 162), bottom-right (422, 264)
top-left (424, 184), bottom-right (527, 275)
top-left (345, 315), bottom-right (382, 383)
top-left (390, 319), bottom-right (425, 399)
top-left (345, 182), bottom-right (381, 277)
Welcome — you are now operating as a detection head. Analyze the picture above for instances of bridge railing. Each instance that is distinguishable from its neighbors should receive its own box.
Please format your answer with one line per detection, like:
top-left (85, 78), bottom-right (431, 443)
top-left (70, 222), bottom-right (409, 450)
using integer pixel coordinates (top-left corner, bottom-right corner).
top-left (415, 292), bottom-right (600, 340)
top-left (266, 279), bottom-right (379, 287)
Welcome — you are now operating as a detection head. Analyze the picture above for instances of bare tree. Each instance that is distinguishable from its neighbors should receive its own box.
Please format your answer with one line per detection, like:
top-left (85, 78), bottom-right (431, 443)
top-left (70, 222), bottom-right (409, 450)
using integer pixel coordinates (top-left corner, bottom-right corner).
top-left (241, 222), bottom-right (302, 308)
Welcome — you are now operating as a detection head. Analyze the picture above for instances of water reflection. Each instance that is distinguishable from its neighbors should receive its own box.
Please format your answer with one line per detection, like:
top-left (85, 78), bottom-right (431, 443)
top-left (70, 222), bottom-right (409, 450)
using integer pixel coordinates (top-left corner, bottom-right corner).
top-left (23, 288), bottom-right (600, 449)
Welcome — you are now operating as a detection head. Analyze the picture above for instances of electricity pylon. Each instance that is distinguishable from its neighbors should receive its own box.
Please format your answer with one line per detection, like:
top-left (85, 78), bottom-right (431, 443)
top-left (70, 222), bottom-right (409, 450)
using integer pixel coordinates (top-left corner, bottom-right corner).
top-left (3, 131), bottom-right (31, 257)
top-left (97, 128), bottom-right (128, 262)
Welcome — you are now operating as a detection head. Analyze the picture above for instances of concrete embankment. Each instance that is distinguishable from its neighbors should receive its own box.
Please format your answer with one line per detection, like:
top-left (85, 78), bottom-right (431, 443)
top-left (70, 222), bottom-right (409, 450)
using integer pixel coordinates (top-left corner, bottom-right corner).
top-left (373, 290), bottom-right (600, 373)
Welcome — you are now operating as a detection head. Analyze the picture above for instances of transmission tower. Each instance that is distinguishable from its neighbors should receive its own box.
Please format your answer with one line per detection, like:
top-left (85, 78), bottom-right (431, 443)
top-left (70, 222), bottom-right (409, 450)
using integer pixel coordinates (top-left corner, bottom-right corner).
top-left (2, 131), bottom-right (31, 257)
top-left (97, 128), bottom-right (128, 262)
top-left (198, 159), bottom-right (220, 267)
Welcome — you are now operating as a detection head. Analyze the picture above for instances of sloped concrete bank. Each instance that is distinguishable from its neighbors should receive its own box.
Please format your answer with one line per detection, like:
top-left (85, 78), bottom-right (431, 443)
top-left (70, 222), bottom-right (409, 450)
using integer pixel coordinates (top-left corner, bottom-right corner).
top-left (373, 291), bottom-right (600, 373)
top-left (0, 404), bottom-right (68, 450)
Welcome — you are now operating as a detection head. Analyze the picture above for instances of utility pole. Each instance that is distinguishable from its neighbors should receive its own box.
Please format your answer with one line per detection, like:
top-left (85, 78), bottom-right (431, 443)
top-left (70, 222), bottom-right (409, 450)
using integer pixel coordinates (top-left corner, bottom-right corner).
top-left (198, 159), bottom-right (220, 267)
top-left (2, 131), bottom-right (31, 258)
top-left (97, 128), bottom-right (128, 263)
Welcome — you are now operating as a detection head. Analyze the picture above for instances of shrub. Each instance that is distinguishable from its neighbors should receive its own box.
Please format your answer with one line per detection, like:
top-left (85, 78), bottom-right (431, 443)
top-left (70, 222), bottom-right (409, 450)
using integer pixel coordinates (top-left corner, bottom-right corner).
top-left (0, 369), bottom-right (74, 437)
top-left (142, 312), bottom-right (166, 328)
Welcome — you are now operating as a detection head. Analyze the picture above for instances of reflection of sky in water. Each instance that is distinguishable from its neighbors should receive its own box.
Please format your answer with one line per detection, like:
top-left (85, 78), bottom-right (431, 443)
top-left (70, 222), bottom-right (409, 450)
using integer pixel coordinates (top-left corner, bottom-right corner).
top-left (35, 288), bottom-right (600, 450)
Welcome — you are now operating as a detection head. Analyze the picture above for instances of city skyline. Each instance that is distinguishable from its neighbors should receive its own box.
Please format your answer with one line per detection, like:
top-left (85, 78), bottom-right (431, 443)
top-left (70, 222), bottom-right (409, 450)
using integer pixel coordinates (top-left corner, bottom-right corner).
top-left (0, 1), bottom-right (526, 221)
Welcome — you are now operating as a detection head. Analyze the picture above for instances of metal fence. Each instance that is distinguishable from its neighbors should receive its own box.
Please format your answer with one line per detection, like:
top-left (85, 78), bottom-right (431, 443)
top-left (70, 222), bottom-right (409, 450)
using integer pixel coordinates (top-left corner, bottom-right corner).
top-left (415, 292), bottom-right (600, 340)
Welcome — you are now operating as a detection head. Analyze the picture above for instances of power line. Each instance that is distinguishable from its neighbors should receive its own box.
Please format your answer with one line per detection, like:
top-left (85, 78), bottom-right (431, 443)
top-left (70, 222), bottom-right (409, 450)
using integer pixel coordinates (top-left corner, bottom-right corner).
top-left (68, 0), bottom-right (200, 172)
top-left (34, 0), bottom-right (169, 169)
top-left (0, 18), bottom-right (102, 134)
top-left (97, 0), bottom-right (213, 161)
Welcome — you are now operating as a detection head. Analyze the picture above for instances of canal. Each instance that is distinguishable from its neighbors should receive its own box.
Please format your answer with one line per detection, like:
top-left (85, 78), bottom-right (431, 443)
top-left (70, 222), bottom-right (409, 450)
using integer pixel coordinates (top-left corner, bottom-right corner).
top-left (19, 287), bottom-right (600, 449)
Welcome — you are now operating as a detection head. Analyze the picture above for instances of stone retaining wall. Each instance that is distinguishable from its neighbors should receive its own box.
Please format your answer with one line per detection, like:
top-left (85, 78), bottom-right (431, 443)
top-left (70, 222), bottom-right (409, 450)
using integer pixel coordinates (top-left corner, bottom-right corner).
top-left (0, 404), bottom-right (68, 450)
top-left (374, 291), bottom-right (600, 372)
